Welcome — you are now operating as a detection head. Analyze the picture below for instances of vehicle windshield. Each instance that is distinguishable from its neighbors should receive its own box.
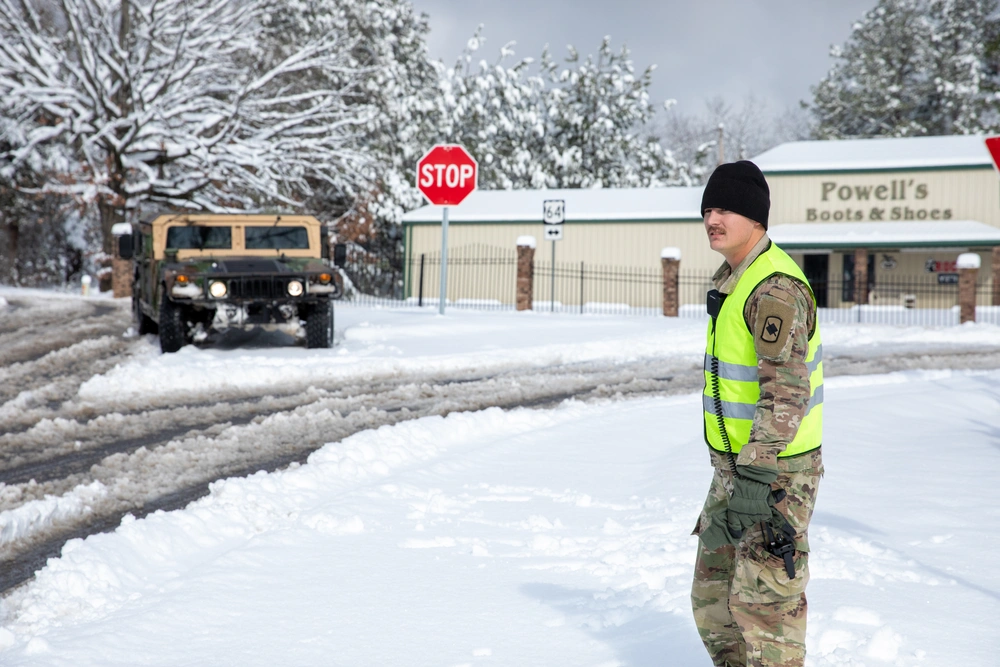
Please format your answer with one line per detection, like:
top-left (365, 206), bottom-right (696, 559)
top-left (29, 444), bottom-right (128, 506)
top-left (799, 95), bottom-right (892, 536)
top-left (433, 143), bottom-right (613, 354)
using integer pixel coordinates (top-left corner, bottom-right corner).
top-left (245, 226), bottom-right (310, 250)
top-left (166, 226), bottom-right (232, 250)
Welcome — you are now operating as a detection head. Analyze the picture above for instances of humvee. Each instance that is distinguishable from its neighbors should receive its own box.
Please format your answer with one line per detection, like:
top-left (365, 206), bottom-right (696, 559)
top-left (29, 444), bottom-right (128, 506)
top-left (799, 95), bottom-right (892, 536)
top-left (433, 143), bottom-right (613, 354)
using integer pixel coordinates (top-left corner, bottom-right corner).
top-left (118, 214), bottom-right (346, 353)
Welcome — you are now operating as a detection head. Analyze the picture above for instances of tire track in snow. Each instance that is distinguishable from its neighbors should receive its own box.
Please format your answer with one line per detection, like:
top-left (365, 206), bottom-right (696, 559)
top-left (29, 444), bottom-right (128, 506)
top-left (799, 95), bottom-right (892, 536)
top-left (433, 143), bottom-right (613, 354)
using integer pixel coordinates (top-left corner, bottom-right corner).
top-left (0, 357), bottom-right (700, 594)
top-left (0, 358), bottom-right (683, 476)
top-left (0, 336), bottom-right (140, 417)
top-left (0, 298), bottom-right (129, 366)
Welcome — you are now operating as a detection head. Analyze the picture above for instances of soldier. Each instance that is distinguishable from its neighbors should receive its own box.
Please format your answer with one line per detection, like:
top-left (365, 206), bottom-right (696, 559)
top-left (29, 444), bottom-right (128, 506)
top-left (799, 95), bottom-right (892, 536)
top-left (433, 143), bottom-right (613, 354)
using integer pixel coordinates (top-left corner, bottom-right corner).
top-left (691, 161), bottom-right (824, 667)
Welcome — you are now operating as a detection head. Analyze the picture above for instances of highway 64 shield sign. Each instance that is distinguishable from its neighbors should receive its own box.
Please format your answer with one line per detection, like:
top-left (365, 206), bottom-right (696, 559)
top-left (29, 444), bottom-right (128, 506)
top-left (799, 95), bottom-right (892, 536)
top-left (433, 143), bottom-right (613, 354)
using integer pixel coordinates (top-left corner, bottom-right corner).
top-left (543, 200), bottom-right (565, 224)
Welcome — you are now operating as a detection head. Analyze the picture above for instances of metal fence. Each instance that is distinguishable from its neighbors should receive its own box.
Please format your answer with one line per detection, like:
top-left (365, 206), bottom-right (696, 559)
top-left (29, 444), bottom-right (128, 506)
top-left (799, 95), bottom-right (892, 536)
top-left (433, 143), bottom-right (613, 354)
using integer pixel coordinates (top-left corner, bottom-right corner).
top-left (528, 262), bottom-right (701, 316)
top-left (339, 250), bottom-right (999, 325)
top-left (340, 247), bottom-right (405, 299)
top-left (342, 245), bottom-right (518, 311)
top-left (816, 276), bottom-right (1000, 326)
top-left (410, 246), bottom-right (519, 311)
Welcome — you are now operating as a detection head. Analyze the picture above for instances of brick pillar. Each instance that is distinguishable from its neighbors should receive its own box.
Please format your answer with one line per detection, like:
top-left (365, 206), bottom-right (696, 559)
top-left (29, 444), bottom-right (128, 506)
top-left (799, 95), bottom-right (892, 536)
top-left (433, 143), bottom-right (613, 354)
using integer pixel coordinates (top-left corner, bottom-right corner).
top-left (516, 236), bottom-right (536, 311)
top-left (111, 223), bottom-right (133, 299)
top-left (661, 247), bottom-right (681, 317)
top-left (853, 248), bottom-right (869, 305)
top-left (992, 246), bottom-right (1000, 307)
top-left (957, 253), bottom-right (981, 324)
top-left (112, 258), bottom-right (132, 298)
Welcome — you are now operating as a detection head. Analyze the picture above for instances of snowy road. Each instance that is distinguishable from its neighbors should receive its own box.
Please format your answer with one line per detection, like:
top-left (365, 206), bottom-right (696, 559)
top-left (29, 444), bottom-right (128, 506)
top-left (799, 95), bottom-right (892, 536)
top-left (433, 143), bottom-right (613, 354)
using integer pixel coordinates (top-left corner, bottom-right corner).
top-left (2, 289), bottom-right (1000, 597)
top-left (1, 293), bottom-right (705, 592)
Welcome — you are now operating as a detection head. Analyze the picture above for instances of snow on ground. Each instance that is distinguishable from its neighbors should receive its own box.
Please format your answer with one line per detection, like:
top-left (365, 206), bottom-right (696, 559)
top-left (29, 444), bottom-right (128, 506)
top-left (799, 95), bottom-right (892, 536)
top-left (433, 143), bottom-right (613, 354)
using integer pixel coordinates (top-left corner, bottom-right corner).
top-left (72, 301), bottom-right (1000, 409)
top-left (2, 290), bottom-right (1000, 665)
top-left (74, 306), bottom-right (708, 407)
top-left (1, 368), bottom-right (999, 666)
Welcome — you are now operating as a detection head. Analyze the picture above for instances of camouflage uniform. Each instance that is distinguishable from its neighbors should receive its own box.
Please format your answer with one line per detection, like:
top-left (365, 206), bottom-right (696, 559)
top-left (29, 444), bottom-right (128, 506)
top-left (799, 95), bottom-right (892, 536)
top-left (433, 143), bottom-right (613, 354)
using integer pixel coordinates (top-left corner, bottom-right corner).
top-left (692, 235), bottom-right (824, 667)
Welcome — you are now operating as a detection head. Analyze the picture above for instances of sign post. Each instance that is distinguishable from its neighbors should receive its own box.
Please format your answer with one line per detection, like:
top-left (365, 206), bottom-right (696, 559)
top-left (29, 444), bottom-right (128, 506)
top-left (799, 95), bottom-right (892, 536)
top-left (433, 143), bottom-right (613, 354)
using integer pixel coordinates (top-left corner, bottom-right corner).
top-left (440, 206), bottom-right (449, 315)
top-left (416, 145), bottom-right (478, 314)
top-left (543, 200), bottom-right (565, 313)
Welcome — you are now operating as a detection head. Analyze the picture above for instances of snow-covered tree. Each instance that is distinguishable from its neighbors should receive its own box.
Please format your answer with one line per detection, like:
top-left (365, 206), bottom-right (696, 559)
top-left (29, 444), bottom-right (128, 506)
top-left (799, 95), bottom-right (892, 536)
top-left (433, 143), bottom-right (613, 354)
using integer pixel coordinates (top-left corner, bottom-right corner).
top-left (2, 5), bottom-right (694, 283)
top-left (0, 106), bottom-right (96, 285)
top-left (438, 31), bottom-right (690, 190)
top-left (925, 0), bottom-right (1000, 133)
top-left (438, 31), bottom-right (549, 189)
top-left (808, 0), bottom-right (1000, 138)
top-left (539, 37), bottom-right (686, 188)
top-left (255, 0), bottom-right (441, 245)
top-left (0, 0), bottom-right (376, 254)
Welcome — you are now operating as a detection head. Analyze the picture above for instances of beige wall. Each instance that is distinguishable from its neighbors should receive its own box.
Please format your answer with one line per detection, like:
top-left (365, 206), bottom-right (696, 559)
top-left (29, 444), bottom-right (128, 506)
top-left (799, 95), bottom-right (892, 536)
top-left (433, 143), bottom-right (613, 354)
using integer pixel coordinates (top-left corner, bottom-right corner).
top-left (404, 220), bottom-right (722, 307)
top-left (767, 167), bottom-right (1000, 227)
top-left (406, 220), bottom-right (716, 269)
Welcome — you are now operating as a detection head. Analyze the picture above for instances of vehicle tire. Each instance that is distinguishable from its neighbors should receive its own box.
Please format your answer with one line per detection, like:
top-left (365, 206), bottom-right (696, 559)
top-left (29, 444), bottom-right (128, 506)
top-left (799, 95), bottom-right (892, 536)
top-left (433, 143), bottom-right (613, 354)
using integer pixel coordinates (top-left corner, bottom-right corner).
top-left (159, 298), bottom-right (187, 353)
top-left (134, 295), bottom-right (158, 335)
top-left (305, 301), bottom-right (333, 349)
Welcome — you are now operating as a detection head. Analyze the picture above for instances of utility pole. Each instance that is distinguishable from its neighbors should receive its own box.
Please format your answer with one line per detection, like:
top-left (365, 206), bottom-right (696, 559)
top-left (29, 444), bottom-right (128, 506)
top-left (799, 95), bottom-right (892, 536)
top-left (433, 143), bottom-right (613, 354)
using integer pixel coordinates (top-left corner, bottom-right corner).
top-left (717, 123), bottom-right (725, 166)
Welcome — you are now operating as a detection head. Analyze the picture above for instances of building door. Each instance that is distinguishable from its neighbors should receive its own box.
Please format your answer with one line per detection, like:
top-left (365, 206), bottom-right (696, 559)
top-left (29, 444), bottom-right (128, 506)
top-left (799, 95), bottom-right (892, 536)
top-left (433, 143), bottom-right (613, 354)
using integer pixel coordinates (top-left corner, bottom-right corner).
top-left (803, 254), bottom-right (829, 308)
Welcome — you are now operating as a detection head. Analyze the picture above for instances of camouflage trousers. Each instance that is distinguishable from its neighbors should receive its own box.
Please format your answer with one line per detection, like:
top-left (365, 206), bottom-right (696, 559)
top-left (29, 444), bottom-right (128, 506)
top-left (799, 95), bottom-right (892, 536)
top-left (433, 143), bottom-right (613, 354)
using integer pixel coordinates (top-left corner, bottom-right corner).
top-left (691, 448), bottom-right (823, 667)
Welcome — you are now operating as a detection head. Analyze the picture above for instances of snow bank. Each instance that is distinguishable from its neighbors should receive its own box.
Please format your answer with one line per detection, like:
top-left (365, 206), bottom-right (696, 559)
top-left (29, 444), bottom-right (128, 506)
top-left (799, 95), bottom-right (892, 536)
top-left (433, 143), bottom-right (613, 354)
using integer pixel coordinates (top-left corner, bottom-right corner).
top-left (0, 482), bottom-right (108, 547)
top-left (2, 402), bottom-right (613, 646)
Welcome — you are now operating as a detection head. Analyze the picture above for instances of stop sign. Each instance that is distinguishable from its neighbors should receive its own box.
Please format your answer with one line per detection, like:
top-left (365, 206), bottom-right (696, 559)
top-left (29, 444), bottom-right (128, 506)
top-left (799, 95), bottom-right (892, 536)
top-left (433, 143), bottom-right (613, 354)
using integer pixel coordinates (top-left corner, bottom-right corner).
top-left (417, 145), bottom-right (478, 206)
top-left (986, 137), bottom-right (1000, 174)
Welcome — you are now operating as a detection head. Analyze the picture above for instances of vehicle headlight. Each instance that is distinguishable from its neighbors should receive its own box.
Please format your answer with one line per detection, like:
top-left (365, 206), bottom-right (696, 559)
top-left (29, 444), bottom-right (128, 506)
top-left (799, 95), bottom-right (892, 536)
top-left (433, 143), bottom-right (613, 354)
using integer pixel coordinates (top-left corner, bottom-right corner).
top-left (209, 280), bottom-right (228, 298)
top-left (287, 280), bottom-right (304, 297)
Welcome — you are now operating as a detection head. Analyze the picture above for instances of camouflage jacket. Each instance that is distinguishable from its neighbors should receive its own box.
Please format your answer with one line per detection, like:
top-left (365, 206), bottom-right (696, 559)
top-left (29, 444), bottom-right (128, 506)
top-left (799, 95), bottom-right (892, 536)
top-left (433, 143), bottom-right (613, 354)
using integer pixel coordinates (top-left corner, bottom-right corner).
top-left (711, 234), bottom-right (816, 473)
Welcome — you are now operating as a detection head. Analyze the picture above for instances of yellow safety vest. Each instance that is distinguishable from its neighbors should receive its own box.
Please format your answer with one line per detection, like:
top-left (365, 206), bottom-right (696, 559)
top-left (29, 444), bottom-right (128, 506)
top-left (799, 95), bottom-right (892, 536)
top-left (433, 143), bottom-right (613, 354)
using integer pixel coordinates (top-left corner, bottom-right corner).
top-left (703, 243), bottom-right (823, 457)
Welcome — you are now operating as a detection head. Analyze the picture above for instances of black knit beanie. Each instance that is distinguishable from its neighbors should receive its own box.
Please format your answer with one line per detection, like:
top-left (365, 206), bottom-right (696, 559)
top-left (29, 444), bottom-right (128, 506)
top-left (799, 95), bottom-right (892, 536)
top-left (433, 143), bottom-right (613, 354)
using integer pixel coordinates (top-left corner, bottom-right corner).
top-left (700, 160), bottom-right (770, 229)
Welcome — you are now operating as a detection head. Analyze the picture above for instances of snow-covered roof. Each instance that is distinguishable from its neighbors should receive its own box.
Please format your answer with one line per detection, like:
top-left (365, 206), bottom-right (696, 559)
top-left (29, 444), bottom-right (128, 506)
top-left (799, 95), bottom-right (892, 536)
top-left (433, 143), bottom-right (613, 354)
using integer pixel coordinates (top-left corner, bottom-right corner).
top-left (402, 187), bottom-right (705, 224)
top-left (752, 135), bottom-right (994, 173)
top-left (769, 220), bottom-right (1000, 249)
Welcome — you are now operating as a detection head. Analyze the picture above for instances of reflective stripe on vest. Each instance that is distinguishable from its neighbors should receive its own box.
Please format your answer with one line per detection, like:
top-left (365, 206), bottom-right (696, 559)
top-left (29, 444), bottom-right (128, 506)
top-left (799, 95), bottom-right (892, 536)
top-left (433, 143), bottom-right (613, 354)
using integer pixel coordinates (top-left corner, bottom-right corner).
top-left (702, 383), bottom-right (825, 421)
top-left (703, 243), bottom-right (824, 457)
top-left (702, 344), bottom-right (824, 383)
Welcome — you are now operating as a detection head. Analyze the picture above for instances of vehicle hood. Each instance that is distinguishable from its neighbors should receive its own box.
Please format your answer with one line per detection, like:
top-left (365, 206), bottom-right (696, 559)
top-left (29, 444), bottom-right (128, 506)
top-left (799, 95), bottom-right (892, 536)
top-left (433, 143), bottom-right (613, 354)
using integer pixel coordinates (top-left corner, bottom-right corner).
top-left (164, 257), bottom-right (327, 274)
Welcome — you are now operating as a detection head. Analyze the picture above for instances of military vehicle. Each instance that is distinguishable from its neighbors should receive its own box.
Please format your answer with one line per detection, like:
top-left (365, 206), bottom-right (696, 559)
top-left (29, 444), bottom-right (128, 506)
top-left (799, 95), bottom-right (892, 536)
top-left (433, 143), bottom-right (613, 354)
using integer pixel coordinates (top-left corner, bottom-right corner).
top-left (118, 214), bottom-right (346, 353)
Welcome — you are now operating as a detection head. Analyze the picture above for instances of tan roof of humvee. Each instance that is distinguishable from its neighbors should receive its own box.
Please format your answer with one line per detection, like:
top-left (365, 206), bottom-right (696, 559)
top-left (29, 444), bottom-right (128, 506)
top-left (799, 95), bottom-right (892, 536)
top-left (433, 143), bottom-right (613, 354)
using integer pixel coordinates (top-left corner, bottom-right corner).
top-left (147, 214), bottom-right (324, 261)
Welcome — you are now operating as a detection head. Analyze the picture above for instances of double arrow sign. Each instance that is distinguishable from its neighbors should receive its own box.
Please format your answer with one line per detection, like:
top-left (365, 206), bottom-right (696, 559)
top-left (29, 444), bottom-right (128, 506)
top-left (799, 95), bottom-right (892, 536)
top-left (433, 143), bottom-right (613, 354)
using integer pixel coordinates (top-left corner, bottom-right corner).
top-left (543, 199), bottom-right (565, 241)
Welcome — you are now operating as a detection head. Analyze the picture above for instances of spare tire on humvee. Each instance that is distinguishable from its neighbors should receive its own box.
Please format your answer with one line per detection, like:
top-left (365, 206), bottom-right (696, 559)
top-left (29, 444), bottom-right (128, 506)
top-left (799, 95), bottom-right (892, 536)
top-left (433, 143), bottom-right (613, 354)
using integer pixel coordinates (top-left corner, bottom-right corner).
top-left (118, 214), bottom-right (346, 353)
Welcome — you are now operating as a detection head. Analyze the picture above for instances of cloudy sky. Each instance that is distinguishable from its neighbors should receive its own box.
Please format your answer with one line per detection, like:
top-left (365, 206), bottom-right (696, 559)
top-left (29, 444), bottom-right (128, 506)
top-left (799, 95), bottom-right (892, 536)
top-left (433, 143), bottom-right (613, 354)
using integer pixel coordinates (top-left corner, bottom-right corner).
top-left (410, 0), bottom-right (877, 119)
